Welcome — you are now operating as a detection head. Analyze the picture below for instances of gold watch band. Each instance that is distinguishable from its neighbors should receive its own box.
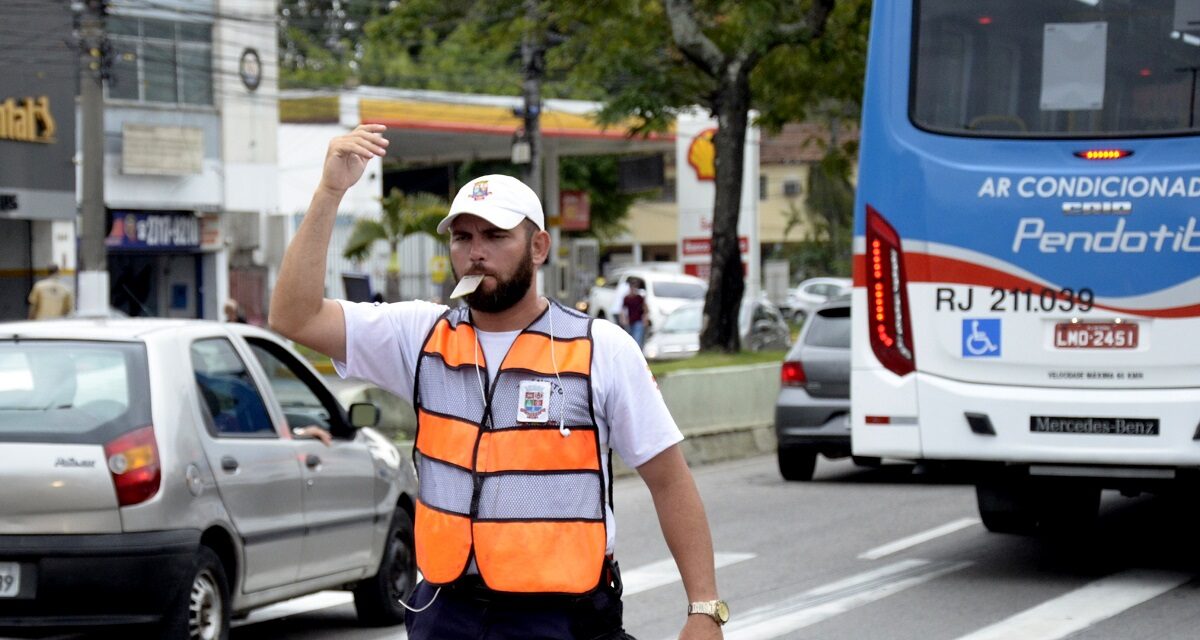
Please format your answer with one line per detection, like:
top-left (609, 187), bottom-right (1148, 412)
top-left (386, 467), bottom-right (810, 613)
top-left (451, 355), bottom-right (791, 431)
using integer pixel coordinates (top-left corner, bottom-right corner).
top-left (687, 599), bottom-right (730, 625)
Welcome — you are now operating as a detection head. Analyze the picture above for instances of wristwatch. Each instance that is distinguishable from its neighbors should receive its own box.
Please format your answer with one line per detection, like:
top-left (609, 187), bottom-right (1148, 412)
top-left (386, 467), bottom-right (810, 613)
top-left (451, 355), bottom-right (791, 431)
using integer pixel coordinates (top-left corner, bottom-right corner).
top-left (687, 599), bottom-right (730, 625)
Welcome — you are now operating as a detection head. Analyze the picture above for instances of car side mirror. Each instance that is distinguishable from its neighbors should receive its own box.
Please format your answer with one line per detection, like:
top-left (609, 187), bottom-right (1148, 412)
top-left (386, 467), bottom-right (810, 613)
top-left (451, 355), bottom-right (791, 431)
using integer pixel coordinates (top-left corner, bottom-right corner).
top-left (348, 402), bottom-right (380, 428)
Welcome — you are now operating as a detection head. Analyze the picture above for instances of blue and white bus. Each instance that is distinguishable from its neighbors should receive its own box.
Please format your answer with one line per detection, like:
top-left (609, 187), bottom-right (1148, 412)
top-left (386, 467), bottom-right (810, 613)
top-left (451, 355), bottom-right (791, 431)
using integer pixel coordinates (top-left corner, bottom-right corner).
top-left (851, 0), bottom-right (1200, 533)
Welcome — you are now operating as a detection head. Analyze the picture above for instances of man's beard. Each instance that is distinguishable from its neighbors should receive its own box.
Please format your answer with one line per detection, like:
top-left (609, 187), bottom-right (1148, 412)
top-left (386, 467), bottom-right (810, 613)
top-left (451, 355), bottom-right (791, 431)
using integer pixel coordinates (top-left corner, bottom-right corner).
top-left (461, 245), bottom-right (535, 313)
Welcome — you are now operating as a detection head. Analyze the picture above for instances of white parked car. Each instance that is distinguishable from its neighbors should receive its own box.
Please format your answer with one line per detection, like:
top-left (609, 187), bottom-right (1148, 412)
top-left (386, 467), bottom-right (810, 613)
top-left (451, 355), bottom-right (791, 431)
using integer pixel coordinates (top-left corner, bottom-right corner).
top-left (783, 277), bottom-right (852, 322)
top-left (0, 319), bottom-right (418, 637)
top-left (642, 297), bottom-right (791, 361)
top-left (587, 268), bottom-right (708, 331)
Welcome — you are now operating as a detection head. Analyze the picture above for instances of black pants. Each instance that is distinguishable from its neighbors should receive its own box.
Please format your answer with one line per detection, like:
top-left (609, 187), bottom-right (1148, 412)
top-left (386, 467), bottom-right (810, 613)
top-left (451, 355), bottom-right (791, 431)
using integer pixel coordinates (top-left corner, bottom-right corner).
top-left (405, 566), bottom-right (634, 640)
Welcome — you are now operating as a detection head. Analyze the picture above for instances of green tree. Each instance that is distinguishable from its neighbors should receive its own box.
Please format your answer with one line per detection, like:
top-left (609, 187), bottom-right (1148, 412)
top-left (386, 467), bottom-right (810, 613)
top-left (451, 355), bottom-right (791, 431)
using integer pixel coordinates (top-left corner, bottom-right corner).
top-left (343, 189), bottom-right (447, 302)
top-left (550, 0), bottom-right (870, 351)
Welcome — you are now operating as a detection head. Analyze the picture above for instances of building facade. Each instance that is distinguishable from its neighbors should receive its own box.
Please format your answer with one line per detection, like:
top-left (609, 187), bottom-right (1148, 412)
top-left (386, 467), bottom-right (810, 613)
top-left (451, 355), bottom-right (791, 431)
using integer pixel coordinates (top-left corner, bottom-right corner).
top-left (100, 0), bottom-right (278, 321)
top-left (0, 3), bottom-right (78, 320)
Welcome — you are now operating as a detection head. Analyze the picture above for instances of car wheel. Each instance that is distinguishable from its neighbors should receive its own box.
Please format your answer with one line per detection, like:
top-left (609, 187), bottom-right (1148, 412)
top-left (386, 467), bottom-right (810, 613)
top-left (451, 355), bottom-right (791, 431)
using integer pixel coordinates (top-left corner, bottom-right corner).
top-left (778, 446), bottom-right (818, 481)
top-left (354, 507), bottom-right (417, 626)
top-left (976, 482), bottom-right (1037, 535)
top-left (160, 546), bottom-right (229, 640)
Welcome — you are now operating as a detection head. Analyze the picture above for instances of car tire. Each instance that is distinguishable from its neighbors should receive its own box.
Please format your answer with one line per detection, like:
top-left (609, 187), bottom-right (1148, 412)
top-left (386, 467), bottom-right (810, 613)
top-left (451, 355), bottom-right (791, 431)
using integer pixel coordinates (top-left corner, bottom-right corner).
top-left (976, 482), bottom-right (1038, 535)
top-left (160, 546), bottom-right (230, 640)
top-left (354, 507), bottom-right (417, 626)
top-left (778, 446), bottom-right (818, 481)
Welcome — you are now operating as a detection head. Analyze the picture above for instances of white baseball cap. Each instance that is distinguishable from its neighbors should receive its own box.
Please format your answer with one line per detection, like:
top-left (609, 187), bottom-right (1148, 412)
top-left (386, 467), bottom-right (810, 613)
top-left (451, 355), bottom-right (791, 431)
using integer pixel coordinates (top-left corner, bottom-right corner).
top-left (437, 174), bottom-right (545, 234)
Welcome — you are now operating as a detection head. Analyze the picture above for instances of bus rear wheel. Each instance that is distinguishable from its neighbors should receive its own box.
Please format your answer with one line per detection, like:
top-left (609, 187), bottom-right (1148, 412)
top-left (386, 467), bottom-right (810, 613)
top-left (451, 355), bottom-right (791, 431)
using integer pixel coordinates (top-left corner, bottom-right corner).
top-left (976, 482), bottom-right (1037, 535)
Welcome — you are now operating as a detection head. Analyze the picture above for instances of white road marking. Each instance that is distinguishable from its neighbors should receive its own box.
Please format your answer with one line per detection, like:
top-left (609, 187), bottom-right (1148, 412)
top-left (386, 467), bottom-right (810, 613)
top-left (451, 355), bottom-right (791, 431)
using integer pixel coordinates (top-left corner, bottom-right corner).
top-left (858, 517), bottom-right (981, 560)
top-left (954, 569), bottom-right (1192, 640)
top-left (721, 559), bottom-right (972, 640)
top-left (622, 551), bottom-right (756, 596)
top-left (232, 591), bottom-right (355, 627)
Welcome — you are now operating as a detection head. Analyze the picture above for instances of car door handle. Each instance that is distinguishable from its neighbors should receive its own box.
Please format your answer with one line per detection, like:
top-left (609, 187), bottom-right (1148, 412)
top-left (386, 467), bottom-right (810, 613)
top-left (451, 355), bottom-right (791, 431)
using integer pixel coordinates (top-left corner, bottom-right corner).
top-left (305, 454), bottom-right (321, 469)
top-left (221, 456), bottom-right (238, 472)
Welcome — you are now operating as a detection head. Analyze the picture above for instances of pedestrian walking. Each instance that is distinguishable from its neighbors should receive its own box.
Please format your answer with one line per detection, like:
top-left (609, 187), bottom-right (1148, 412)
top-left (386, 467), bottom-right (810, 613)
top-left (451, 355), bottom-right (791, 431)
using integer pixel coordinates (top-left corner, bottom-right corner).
top-left (27, 264), bottom-right (73, 319)
top-left (621, 277), bottom-right (648, 348)
top-left (269, 124), bottom-right (728, 639)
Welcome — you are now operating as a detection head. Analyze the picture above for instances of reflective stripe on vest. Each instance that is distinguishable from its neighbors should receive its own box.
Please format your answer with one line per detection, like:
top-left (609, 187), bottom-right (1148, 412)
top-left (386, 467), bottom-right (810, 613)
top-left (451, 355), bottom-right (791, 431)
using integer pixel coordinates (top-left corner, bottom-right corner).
top-left (413, 302), bottom-right (607, 594)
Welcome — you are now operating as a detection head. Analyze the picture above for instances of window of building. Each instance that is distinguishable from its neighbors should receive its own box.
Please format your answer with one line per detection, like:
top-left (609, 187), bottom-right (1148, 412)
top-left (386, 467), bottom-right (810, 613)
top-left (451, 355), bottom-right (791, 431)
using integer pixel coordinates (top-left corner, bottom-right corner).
top-left (759, 175), bottom-right (769, 201)
top-left (106, 15), bottom-right (213, 106)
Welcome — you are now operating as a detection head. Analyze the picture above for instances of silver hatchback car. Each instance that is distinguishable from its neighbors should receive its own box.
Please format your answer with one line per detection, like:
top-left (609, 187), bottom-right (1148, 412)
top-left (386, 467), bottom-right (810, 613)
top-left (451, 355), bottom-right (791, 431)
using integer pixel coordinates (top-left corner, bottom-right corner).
top-left (0, 319), bottom-right (418, 637)
top-left (774, 299), bottom-right (853, 481)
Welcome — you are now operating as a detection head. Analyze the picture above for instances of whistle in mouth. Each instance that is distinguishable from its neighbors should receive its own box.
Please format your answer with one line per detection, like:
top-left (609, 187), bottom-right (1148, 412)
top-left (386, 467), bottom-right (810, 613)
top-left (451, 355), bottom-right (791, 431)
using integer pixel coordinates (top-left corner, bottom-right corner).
top-left (450, 274), bottom-right (484, 299)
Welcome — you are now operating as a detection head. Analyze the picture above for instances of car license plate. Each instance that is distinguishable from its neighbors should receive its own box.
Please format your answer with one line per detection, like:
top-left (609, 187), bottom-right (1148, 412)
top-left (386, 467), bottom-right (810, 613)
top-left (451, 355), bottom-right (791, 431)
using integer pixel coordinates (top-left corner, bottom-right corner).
top-left (1054, 322), bottom-right (1138, 349)
top-left (1030, 416), bottom-right (1159, 436)
top-left (0, 562), bottom-right (18, 598)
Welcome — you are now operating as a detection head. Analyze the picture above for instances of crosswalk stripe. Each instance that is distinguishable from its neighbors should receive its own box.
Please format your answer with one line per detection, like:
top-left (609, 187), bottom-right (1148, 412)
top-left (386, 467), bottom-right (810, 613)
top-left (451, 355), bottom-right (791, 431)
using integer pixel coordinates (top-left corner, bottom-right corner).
top-left (722, 559), bottom-right (972, 640)
top-left (858, 517), bottom-right (981, 560)
top-left (954, 569), bottom-right (1191, 640)
top-left (622, 551), bottom-right (756, 596)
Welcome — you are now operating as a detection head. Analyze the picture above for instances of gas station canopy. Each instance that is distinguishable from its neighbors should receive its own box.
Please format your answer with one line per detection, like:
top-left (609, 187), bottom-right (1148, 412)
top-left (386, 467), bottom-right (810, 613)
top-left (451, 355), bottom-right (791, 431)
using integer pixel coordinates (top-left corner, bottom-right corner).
top-left (280, 86), bottom-right (675, 166)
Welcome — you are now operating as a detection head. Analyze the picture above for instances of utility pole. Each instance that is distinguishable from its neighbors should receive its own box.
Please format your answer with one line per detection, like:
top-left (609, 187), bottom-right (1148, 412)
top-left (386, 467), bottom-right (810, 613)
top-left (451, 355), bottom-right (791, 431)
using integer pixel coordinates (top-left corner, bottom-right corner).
top-left (78, 0), bottom-right (109, 315)
top-left (520, 0), bottom-right (544, 198)
top-left (522, 0), bottom-right (556, 295)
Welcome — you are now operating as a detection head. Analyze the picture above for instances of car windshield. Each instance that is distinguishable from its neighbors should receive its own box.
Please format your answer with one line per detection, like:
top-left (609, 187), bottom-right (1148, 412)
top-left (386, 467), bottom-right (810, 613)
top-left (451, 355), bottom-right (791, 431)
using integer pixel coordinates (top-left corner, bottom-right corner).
top-left (661, 305), bottom-right (703, 333)
top-left (0, 341), bottom-right (152, 444)
top-left (652, 281), bottom-right (706, 299)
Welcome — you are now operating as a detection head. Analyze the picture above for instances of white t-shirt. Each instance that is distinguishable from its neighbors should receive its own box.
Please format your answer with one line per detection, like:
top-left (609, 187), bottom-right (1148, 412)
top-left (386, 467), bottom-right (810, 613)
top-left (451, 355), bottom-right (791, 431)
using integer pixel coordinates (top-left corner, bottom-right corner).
top-left (333, 299), bottom-right (684, 554)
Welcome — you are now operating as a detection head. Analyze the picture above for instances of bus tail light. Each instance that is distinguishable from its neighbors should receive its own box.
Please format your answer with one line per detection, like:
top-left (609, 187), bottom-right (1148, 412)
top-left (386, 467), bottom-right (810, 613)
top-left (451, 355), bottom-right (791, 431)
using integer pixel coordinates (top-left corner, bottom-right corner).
top-left (105, 425), bottom-right (161, 507)
top-left (865, 206), bottom-right (915, 376)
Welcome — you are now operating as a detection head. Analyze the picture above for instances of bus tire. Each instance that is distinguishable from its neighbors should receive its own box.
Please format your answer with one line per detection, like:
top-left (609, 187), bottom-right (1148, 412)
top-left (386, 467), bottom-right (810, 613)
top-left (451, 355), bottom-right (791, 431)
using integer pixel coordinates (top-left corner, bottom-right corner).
top-left (354, 507), bottom-right (417, 626)
top-left (976, 482), bottom-right (1037, 535)
top-left (778, 446), bottom-right (818, 481)
top-left (1036, 484), bottom-right (1101, 536)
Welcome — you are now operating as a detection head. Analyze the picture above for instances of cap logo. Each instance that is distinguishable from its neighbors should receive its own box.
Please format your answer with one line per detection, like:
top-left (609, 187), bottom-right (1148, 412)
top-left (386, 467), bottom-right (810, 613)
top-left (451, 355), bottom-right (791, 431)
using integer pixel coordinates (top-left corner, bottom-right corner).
top-left (470, 181), bottom-right (490, 201)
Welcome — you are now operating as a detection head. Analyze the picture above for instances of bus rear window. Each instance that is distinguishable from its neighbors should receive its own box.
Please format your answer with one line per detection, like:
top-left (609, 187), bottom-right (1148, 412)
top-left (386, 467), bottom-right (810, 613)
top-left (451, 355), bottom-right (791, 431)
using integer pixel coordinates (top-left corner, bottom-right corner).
top-left (913, 0), bottom-right (1200, 137)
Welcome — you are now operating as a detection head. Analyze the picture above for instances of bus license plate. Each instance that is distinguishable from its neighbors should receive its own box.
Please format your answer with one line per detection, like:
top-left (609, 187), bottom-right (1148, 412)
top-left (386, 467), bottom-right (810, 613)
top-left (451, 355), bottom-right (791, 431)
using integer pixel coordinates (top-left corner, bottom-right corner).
top-left (0, 562), bottom-right (18, 598)
top-left (1054, 322), bottom-right (1138, 349)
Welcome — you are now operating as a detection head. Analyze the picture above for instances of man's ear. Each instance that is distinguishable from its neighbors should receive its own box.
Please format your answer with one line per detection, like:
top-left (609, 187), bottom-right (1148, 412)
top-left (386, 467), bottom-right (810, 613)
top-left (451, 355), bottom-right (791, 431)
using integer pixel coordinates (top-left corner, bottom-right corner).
top-left (531, 229), bottom-right (551, 266)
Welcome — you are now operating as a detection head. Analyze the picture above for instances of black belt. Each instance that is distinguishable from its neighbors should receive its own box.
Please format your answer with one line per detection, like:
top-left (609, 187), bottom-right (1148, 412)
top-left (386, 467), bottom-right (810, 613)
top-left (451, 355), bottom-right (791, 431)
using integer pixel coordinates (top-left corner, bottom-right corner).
top-left (445, 556), bottom-right (623, 605)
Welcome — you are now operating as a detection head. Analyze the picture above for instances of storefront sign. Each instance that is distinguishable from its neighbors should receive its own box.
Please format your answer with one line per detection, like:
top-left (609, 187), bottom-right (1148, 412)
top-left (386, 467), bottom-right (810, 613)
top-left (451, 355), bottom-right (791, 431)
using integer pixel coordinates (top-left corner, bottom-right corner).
top-left (0, 96), bottom-right (56, 144)
top-left (122, 124), bottom-right (204, 176)
top-left (559, 190), bottom-right (591, 231)
top-left (107, 211), bottom-right (201, 251)
top-left (0, 2), bottom-right (76, 221)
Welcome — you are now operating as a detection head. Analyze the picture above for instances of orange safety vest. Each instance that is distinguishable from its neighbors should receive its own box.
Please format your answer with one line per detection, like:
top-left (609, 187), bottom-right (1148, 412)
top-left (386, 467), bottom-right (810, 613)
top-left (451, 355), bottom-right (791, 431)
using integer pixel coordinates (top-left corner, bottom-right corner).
top-left (413, 301), bottom-right (609, 595)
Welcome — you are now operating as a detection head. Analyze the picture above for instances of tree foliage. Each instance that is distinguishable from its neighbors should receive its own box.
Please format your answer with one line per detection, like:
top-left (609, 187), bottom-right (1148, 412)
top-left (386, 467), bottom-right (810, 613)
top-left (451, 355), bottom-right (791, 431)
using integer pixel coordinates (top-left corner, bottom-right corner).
top-left (280, 0), bottom-right (871, 349)
top-left (343, 189), bottom-right (446, 302)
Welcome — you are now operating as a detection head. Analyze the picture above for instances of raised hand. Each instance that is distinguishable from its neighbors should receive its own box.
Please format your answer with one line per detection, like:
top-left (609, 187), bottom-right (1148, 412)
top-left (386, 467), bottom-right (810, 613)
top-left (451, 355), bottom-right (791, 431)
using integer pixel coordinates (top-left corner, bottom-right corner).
top-left (318, 124), bottom-right (389, 196)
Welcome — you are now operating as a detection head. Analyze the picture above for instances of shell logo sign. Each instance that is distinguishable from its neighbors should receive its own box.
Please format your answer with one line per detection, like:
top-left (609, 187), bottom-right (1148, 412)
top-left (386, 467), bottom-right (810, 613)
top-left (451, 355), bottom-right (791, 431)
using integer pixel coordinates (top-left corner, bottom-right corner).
top-left (687, 128), bottom-right (717, 181)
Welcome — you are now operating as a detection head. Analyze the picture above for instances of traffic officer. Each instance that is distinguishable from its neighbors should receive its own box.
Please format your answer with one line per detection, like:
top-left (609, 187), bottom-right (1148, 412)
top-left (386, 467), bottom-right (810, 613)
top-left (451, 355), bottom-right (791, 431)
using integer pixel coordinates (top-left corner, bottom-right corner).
top-left (270, 124), bottom-right (728, 639)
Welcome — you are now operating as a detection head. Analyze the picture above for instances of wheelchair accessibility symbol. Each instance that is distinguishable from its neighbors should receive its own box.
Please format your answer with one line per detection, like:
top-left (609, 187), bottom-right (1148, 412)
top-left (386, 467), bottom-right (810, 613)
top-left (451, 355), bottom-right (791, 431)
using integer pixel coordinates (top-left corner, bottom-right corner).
top-left (962, 319), bottom-right (1001, 357)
